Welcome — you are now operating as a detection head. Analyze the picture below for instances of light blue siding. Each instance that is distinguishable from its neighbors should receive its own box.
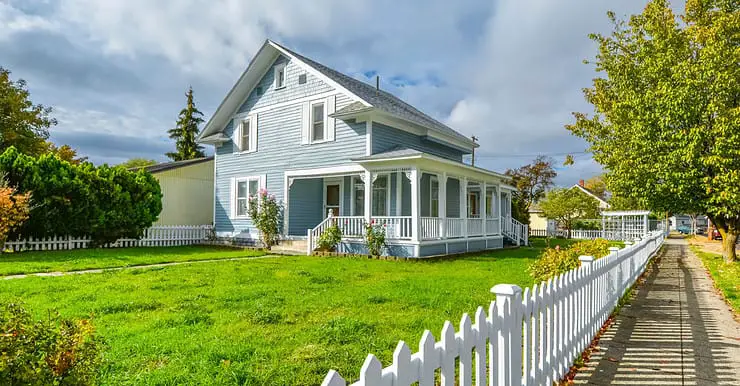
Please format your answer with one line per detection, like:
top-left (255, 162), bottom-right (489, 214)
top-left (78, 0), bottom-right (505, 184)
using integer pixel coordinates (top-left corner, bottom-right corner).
top-left (419, 244), bottom-right (446, 256)
top-left (238, 55), bottom-right (333, 113)
top-left (342, 176), bottom-right (352, 216)
top-left (288, 178), bottom-right (322, 235)
top-left (372, 123), bottom-right (466, 162)
top-left (447, 241), bottom-right (468, 254)
top-left (487, 237), bottom-right (504, 249)
top-left (214, 55), bottom-right (366, 236)
top-left (401, 175), bottom-right (411, 215)
top-left (447, 178), bottom-right (460, 218)
top-left (420, 174), bottom-right (431, 217)
top-left (338, 242), bottom-right (414, 257)
top-left (468, 240), bottom-right (486, 251)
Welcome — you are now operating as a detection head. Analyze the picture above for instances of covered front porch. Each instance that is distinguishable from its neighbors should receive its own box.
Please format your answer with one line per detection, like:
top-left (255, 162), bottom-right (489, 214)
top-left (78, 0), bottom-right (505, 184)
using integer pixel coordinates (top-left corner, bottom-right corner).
top-left (285, 152), bottom-right (526, 257)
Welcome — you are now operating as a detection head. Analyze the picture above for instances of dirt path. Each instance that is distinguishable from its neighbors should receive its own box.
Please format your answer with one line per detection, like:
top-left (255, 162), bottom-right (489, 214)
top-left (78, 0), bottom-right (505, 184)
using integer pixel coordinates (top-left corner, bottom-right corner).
top-left (1, 255), bottom-right (280, 280)
top-left (573, 238), bottom-right (740, 385)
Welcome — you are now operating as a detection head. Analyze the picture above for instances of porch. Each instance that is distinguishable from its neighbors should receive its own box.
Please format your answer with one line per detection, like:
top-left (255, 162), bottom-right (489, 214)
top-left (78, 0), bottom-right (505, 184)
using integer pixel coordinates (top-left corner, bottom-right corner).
top-left (284, 151), bottom-right (527, 257)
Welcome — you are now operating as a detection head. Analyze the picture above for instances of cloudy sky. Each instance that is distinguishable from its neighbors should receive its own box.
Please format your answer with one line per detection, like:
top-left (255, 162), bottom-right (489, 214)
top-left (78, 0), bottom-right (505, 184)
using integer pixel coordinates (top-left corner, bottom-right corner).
top-left (0, 0), bottom-right (683, 186)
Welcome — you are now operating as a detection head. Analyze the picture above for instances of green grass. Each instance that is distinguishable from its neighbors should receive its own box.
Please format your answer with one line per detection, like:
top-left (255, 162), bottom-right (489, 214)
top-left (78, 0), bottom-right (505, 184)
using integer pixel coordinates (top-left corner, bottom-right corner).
top-left (0, 246), bottom-right (266, 276)
top-left (0, 239), bottom-right (577, 385)
top-left (691, 247), bottom-right (740, 314)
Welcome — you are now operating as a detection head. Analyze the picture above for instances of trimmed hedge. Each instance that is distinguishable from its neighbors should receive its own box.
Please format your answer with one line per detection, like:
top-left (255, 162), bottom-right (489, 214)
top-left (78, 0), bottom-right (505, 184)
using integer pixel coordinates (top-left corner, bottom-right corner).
top-left (528, 239), bottom-right (611, 282)
top-left (0, 147), bottom-right (162, 245)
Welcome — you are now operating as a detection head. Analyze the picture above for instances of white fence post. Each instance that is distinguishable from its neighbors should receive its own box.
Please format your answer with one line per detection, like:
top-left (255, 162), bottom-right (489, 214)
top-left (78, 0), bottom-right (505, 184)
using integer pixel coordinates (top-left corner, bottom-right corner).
top-left (491, 284), bottom-right (522, 386)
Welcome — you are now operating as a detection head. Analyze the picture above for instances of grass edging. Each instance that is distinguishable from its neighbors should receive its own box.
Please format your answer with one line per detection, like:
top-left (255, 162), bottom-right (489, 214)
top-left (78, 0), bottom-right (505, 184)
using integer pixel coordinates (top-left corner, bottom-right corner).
top-left (689, 245), bottom-right (740, 318)
top-left (559, 245), bottom-right (665, 384)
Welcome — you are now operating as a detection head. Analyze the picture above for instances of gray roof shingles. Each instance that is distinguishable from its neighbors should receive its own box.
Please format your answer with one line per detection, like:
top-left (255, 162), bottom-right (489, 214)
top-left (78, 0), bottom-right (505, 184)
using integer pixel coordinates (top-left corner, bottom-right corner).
top-left (273, 42), bottom-right (474, 146)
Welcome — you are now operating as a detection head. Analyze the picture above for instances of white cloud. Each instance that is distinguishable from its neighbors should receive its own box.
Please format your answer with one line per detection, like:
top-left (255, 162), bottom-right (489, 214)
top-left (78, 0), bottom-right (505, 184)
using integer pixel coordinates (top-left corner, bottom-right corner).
top-left (0, 2), bottom-right (58, 40)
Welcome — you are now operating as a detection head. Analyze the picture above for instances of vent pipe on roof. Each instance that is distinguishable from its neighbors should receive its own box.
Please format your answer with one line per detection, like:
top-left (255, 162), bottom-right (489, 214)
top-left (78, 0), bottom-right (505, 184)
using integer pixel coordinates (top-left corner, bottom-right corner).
top-left (376, 75), bottom-right (380, 96)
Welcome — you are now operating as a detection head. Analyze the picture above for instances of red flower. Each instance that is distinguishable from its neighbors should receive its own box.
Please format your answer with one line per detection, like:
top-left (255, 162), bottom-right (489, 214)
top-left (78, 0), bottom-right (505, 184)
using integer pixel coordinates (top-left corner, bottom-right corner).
top-left (371, 219), bottom-right (375, 224)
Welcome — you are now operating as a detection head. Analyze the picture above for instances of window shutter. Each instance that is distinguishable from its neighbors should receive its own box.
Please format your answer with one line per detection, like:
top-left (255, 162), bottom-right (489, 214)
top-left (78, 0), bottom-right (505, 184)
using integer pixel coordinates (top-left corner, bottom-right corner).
top-left (326, 95), bottom-right (336, 141)
top-left (229, 177), bottom-right (236, 218)
top-left (250, 114), bottom-right (258, 152)
top-left (260, 174), bottom-right (267, 190)
top-left (301, 102), bottom-right (310, 144)
top-left (232, 118), bottom-right (240, 153)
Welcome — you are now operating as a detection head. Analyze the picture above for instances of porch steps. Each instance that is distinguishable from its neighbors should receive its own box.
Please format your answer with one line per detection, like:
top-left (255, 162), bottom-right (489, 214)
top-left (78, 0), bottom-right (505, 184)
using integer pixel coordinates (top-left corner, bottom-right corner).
top-left (271, 239), bottom-right (308, 255)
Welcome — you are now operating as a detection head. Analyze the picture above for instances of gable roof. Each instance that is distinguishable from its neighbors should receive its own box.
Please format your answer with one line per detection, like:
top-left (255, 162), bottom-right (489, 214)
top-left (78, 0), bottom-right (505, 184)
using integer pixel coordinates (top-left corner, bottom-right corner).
top-left (198, 40), bottom-right (477, 151)
top-left (572, 184), bottom-right (610, 207)
top-left (135, 156), bottom-right (214, 174)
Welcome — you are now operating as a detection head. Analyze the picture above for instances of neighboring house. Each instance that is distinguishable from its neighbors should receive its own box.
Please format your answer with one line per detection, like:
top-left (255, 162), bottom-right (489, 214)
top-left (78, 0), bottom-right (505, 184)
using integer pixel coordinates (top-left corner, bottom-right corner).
top-left (669, 214), bottom-right (708, 232)
top-left (197, 40), bottom-right (522, 257)
top-left (139, 157), bottom-right (214, 226)
top-left (528, 180), bottom-right (610, 231)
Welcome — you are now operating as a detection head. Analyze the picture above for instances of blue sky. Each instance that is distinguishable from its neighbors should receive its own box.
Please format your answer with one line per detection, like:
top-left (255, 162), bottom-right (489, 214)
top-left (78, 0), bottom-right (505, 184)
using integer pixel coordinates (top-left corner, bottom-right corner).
top-left (0, 0), bottom-right (682, 186)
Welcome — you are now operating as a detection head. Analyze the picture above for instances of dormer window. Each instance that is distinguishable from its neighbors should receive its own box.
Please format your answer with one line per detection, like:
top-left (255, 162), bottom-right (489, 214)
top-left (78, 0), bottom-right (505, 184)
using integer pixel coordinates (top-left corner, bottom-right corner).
top-left (274, 63), bottom-right (286, 89)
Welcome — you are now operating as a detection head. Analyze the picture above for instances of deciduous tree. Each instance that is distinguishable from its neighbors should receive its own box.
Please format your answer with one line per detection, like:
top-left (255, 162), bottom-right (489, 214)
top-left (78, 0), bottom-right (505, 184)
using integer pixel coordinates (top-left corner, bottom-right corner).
top-left (567, 0), bottom-right (740, 262)
top-left (166, 87), bottom-right (205, 161)
top-left (0, 67), bottom-right (56, 156)
top-left (505, 156), bottom-right (557, 225)
top-left (539, 188), bottom-right (600, 238)
top-left (0, 175), bottom-right (31, 248)
top-left (119, 158), bottom-right (157, 169)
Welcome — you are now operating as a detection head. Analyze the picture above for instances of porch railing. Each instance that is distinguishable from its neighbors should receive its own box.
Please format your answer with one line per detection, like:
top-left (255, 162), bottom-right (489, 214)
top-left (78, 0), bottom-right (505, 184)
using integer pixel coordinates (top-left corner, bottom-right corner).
top-left (420, 217), bottom-right (442, 240)
top-left (486, 217), bottom-right (501, 236)
top-left (335, 216), bottom-right (365, 238)
top-left (467, 218), bottom-right (484, 237)
top-left (373, 216), bottom-right (412, 239)
top-left (445, 218), bottom-right (466, 238)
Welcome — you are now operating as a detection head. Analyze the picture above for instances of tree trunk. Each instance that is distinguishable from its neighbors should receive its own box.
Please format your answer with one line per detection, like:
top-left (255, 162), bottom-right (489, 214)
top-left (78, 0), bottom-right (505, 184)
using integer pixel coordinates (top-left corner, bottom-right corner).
top-left (722, 230), bottom-right (737, 263)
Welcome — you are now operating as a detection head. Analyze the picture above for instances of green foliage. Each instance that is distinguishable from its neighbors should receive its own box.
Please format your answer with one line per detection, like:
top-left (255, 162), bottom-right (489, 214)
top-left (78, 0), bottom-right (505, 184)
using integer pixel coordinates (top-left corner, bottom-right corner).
top-left (573, 219), bottom-right (601, 230)
top-left (0, 245), bottom-right (543, 385)
top-left (528, 238), bottom-right (612, 282)
top-left (539, 188), bottom-right (600, 237)
top-left (0, 303), bottom-right (104, 385)
top-left (691, 246), bottom-right (740, 313)
top-left (0, 147), bottom-right (162, 245)
top-left (118, 158), bottom-right (158, 169)
top-left (246, 189), bottom-right (282, 248)
top-left (511, 194), bottom-right (530, 225)
top-left (567, 0), bottom-right (740, 261)
top-left (363, 222), bottom-right (386, 256)
top-left (505, 155), bottom-right (557, 213)
top-left (0, 68), bottom-right (56, 157)
top-left (316, 224), bottom-right (342, 251)
top-left (583, 175), bottom-right (607, 200)
top-left (167, 87), bottom-right (205, 161)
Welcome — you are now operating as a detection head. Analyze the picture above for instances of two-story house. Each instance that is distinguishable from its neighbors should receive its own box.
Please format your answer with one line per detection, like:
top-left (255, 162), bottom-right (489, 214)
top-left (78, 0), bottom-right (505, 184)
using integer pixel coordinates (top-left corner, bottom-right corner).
top-left (197, 40), bottom-right (526, 257)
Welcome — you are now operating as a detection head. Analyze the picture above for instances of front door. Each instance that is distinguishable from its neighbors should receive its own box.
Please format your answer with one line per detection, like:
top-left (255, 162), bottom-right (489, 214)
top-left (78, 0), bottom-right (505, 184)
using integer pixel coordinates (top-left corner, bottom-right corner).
top-left (324, 180), bottom-right (342, 217)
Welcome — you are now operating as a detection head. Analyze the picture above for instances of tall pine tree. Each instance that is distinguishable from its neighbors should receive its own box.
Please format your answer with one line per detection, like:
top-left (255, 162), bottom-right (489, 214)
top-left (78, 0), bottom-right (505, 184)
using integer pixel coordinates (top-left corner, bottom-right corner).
top-left (167, 87), bottom-right (205, 161)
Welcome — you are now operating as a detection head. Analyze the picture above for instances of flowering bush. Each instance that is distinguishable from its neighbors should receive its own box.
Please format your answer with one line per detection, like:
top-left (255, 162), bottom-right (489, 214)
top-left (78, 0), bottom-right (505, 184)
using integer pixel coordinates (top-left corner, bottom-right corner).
top-left (363, 221), bottom-right (386, 256)
top-left (246, 189), bottom-right (283, 248)
top-left (317, 224), bottom-right (342, 251)
top-left (528, 239), bottom-right (612, 282)
top-left (0, 175), bottom-right (31, 250)
top-left (0, 302), bottom-right (105, 384)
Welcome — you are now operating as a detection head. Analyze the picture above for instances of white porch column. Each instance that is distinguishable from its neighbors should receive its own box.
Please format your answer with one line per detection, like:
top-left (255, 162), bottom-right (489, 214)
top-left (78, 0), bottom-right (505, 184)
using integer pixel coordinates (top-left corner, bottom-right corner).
top-left (364, 170), bottom-right (372, 224)
top-left (439, 172), bottom-right (447, 238)
top-left (410, 168), bottom-right (420, 242)
top-left (481, 181), bottom-right (487, 235)
top-left (460, 177), bottom-right (468, 237)
top-left (498, 184), bottom-right (503, 232)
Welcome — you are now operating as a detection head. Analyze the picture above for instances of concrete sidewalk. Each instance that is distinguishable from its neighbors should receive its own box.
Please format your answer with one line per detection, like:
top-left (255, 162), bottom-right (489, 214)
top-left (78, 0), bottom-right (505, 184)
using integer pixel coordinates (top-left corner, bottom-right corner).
top-left (574, 238), bottom-right (740, 385)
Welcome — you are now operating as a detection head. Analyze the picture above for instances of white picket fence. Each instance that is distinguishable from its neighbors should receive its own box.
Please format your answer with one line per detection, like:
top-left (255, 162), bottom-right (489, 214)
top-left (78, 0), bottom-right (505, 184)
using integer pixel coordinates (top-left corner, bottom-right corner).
top-left (322, 230), bottom-right (666, 386)
top-left (2, 225), bottom-right (213, 252)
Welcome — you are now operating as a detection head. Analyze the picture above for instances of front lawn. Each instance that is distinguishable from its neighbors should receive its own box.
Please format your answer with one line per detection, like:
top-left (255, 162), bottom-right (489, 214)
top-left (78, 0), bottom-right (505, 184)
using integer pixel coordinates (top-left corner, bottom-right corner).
top-left (0, 238), bottom-right (583, 385)
top-left (690, 247), bottom-right (740, 314)
top-left (0, 246), bottom-right (266, 276)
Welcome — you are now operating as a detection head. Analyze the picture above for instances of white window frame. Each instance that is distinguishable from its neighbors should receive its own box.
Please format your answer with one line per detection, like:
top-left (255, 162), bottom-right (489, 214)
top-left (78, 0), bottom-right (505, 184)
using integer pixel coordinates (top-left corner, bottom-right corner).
top-left (323, 178), bottom-right (343, 217)
top-left (372, 173), bottom-right (391, 217)
top-left (351, 176), bottom-right (365, 216)
top-left (236, 115), bottom-right (257, 154)
top-left (309, 100), bottom-right (327, 144)
top-left (429, 175), bottom-right (439, 217)
top-left (274, 63), bottom-right (286, 90)
top-left (233, 176), bottom-right (261, 219)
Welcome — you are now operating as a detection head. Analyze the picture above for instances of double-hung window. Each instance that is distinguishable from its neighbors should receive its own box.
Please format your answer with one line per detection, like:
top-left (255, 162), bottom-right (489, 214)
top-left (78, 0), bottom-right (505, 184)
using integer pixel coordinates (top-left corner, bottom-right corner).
top-left (235, 177), bottom-right (260, 217)
top-left (311, 101), bottom-right (325, 142)
top-left (240, 119), bottom-right (251, 152)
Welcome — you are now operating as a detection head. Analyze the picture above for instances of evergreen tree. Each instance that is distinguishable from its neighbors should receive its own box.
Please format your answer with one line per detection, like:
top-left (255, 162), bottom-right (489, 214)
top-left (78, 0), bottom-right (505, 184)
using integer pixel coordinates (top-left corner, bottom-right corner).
top-left (166, 87), bottom-right (205, 161)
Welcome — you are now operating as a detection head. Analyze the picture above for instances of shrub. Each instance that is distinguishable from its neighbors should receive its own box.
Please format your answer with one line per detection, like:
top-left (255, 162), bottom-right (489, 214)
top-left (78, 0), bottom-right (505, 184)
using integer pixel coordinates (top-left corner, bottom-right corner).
top-left (316, 224), bottom-right (342, 251)
top-left (0, 303), bottom-right (105, 385)
top-left (0, 147), bottom-right (162, 245)
top-left (0, 175), bottom-right (31, 249)
top-left (528, 239), bottom-right (612, 283)
top-left (363, 221), bottom-right (386, 256)
top-left (246, 189), bottom-right (282, 248)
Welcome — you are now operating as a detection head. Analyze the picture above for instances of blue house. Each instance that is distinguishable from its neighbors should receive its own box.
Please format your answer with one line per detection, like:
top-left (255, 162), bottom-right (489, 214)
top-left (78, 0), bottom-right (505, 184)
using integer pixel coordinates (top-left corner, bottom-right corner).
top-left (198, 40), bottom-right (526, 257)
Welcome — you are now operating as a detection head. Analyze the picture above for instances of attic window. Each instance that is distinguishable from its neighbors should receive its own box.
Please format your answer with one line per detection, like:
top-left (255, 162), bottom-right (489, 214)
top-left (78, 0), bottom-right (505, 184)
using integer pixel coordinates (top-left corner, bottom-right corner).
top-left (298, 73), bottom-right (307, 84)
top-left (274, 64), bottom-right (286, 89)
top-left (255, 86), bottom-right (263, 95)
